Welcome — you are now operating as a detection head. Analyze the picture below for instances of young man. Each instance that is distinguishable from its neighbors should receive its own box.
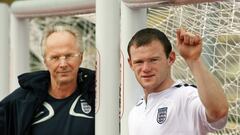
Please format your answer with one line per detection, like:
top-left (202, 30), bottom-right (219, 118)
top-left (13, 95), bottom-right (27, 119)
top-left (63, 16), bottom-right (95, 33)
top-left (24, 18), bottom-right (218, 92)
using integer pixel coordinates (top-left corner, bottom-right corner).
top-left (0, 22), bottom-right (95, 135)
top-left (127, 28), bottom-right (228, 135)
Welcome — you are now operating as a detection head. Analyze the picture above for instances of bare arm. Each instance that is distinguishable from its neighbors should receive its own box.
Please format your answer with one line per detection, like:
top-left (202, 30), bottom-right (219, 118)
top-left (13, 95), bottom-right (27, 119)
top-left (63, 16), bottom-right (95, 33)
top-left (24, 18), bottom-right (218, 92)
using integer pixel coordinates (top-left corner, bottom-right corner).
top-left (176, 29), bottom-right (228, 122)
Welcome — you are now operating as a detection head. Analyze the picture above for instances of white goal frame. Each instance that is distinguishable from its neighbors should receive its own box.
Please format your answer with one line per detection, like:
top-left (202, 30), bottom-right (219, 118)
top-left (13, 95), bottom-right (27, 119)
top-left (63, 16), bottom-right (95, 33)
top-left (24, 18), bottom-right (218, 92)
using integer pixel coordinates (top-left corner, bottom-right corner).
top-left (4, 0), bottom-right (120, 135)
top-left (1, 0), bottom-right (235, 135)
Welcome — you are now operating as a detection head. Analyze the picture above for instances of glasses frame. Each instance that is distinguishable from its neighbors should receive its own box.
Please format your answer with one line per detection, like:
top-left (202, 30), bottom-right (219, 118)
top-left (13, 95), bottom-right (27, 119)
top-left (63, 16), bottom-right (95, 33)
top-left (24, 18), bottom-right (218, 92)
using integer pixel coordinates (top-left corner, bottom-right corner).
top-left (45, 53), bottom-right (81, 63)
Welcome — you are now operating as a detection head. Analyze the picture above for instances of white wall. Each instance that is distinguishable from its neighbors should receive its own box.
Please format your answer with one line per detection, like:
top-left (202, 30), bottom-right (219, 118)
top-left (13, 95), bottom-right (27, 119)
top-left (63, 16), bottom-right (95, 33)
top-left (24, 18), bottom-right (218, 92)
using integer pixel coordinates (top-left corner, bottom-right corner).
top-left (0, 3), bottom-right (10, 100)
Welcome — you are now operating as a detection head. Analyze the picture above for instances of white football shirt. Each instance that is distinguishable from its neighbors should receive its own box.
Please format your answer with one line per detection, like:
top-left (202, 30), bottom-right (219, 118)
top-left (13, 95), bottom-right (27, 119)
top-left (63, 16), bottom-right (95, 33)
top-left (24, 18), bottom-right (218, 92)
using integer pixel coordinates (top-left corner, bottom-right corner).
top-left (128, 81), bottom-right (227, 135)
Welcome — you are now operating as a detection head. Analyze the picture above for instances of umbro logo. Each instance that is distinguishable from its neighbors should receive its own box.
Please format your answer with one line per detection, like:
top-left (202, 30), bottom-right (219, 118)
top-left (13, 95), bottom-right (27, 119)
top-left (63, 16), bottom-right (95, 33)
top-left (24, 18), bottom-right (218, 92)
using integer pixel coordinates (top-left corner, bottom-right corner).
top-left (32, 102), bottom-right (54, 125)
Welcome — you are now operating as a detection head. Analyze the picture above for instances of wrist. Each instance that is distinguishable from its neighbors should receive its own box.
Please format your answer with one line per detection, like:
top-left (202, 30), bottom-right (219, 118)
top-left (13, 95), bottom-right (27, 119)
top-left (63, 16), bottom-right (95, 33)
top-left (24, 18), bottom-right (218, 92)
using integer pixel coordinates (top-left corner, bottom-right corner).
top-left (185, 58), bottom-right (204, 74)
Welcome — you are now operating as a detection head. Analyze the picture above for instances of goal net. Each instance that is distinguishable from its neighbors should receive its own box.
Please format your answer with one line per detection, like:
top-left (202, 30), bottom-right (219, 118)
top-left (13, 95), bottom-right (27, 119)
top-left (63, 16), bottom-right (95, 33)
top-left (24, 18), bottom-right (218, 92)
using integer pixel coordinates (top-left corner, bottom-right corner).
top-left (147, 1), bottom-right (239, 134)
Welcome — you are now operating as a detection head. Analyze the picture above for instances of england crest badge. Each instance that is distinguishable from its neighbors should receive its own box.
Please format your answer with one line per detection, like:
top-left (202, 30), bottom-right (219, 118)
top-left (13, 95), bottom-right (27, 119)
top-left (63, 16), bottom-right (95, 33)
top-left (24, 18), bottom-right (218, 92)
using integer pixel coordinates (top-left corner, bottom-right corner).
top-left (81, 102), bottom-right (92, 114)
top-left (157, 107), bottom-right (168, 124)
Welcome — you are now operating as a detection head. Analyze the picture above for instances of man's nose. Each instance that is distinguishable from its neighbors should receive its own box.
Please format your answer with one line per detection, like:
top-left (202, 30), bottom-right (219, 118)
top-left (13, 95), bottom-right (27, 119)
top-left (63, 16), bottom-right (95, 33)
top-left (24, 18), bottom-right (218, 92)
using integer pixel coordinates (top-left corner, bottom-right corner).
top-left (142, 62), bottom-right (151, 72)
top-left (59, 56), bottom-right (67, 66)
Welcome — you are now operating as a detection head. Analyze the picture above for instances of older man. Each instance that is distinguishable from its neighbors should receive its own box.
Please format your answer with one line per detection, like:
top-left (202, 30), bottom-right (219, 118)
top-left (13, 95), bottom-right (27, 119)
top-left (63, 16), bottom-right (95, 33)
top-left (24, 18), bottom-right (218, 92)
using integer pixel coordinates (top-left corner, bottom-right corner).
top-left (0, 22), bottom-right (95, 135)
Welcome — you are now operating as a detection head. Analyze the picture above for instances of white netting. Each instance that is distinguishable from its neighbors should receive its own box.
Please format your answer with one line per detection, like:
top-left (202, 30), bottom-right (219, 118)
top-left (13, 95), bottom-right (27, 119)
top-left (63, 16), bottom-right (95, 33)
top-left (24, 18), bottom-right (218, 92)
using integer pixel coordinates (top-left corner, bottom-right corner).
top-left (147, 1), bottom-right (240, 134)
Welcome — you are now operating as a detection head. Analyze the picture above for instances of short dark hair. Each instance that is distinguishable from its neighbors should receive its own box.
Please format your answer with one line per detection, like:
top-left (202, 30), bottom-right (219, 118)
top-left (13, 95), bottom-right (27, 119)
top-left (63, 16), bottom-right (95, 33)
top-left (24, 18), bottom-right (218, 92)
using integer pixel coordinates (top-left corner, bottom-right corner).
top-left (127, 28), bottom-right (172, 58)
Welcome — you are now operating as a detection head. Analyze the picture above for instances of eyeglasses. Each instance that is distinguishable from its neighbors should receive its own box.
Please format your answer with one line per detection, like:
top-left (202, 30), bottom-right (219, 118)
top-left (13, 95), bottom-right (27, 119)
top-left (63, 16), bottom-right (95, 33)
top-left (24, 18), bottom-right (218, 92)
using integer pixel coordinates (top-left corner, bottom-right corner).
top-left (45, 53), bottom-right (81, 63)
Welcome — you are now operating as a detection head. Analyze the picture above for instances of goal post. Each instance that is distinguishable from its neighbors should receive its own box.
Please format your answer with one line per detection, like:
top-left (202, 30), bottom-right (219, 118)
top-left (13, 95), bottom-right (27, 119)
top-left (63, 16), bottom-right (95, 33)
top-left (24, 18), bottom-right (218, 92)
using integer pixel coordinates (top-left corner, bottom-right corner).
top-left (0, 3), bottom-right (10, 100)
top-left (10, 0), bottom-right (121, 135)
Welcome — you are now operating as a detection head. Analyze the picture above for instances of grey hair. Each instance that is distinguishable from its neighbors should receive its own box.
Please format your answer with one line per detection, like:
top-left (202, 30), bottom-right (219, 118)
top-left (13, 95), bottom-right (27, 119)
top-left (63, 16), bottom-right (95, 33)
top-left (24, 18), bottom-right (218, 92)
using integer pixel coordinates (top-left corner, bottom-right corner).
top-left (41, 22), bottom-right (83, 57)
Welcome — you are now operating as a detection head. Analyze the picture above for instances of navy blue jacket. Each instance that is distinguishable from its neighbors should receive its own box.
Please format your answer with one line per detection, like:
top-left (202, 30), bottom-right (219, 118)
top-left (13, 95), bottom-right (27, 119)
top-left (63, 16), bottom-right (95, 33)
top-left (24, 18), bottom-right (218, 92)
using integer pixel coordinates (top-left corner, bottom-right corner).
top-left (0, 68), bottom-right (95, 135)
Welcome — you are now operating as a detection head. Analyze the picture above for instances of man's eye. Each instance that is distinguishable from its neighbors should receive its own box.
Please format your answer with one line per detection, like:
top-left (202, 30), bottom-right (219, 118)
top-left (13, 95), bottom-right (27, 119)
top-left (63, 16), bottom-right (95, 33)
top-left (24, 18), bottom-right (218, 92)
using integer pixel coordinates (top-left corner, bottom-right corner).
top-left (65, 54), bottom-right (72, 59)
top-left (150, 58), bottom-right (160, 63)
top-left (51, 56), bottom-right (59, 60)
top-left (134, 61), bottom-right (143, 64)
top-left (151, 59), bottom-right (158, 62)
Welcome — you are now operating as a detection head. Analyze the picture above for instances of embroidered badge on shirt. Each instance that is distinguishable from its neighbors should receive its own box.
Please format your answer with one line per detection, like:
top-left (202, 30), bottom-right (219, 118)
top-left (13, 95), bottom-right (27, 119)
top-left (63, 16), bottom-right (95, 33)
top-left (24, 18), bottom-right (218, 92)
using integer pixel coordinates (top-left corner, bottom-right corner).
top-left (81, 101), bottom-right (92, 114)
top-left (157, 107), bottom-right (168, 124)
top-left (69, 96), bottom-right (93, 118)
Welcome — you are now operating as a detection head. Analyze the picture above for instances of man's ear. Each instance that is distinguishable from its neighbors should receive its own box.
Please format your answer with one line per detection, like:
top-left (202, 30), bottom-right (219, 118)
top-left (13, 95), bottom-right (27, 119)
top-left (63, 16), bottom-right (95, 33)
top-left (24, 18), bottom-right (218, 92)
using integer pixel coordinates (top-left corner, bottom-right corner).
top-left (43, 58), bottom-right (49, 70)
top-left (128, 58), bottom-right (133, 69)
top-left (79, 53), bottom-right (83, 64)
top-left (168, 51), bottom-right (176, 65)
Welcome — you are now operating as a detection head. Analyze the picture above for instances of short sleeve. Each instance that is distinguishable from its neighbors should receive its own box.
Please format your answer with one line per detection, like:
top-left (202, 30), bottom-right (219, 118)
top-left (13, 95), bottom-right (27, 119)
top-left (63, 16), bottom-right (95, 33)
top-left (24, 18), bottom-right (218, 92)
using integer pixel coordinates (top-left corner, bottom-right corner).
top-left (200, 106), bottom-right (228, 132)
top-left (185, 87), bottom-right (227, 134)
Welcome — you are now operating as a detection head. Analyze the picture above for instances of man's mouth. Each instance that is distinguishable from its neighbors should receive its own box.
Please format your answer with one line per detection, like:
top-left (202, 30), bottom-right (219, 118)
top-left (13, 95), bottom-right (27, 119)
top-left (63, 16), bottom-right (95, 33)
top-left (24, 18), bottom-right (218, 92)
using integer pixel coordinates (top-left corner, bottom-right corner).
top-left (58, 71), bottom-right (70, 74)
top-left (141, 75), bottom-right (154, 79)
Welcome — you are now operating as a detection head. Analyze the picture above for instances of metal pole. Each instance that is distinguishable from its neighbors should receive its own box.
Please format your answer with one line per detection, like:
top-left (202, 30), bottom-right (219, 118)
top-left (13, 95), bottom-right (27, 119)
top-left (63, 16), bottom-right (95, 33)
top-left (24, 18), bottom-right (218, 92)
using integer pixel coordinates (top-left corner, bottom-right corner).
top-left (120, 2), bottom-right (147, 135)
top-left (95, 0), bottom-right (120, 134)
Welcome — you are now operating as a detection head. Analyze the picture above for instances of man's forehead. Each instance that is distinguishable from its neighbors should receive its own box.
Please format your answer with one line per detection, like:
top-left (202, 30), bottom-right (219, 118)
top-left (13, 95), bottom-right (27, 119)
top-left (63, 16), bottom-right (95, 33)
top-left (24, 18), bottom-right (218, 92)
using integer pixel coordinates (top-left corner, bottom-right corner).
top-left (131, 51), bottom-right (162, 60)
top-left (131, 42), bottom-right (163, 51)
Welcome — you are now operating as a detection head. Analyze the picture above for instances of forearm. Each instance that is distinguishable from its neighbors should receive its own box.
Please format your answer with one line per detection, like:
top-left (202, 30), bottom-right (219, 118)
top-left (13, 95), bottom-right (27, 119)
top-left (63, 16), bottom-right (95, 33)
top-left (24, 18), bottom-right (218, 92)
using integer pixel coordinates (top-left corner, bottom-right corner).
top-left (186, 58), bottom-right (228, 122)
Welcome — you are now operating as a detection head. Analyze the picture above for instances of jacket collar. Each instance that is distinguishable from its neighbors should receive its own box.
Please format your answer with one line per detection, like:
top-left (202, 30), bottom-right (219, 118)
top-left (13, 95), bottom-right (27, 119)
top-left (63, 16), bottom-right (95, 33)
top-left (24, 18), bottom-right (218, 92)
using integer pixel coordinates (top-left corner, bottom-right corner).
top-left (17, 68), bottom-right (95, 97)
